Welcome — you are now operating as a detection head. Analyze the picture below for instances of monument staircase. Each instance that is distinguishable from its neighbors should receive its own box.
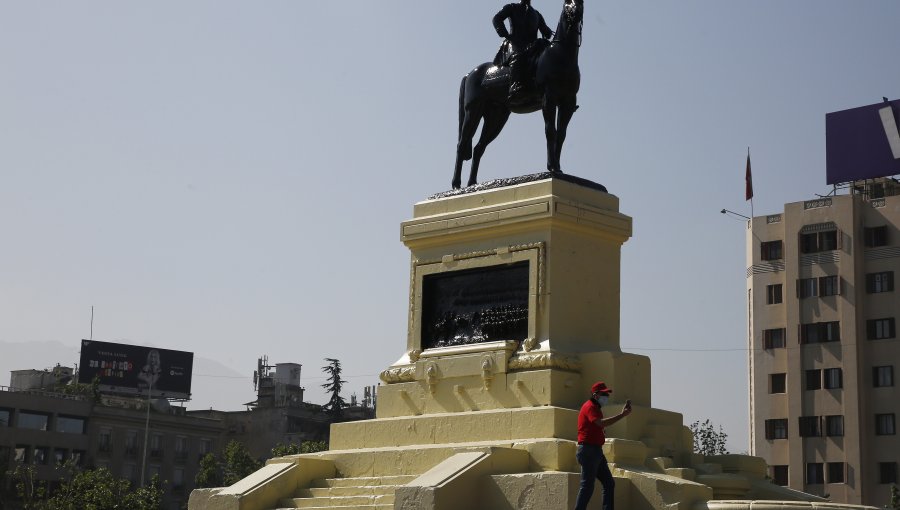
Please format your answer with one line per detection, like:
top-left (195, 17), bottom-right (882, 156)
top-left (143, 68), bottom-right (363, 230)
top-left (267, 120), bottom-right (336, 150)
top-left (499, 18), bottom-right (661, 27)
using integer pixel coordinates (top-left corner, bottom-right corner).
top-left (273, 474), bottom-right (414, 509)
top-left (190, 177), bottom-right (879, 510)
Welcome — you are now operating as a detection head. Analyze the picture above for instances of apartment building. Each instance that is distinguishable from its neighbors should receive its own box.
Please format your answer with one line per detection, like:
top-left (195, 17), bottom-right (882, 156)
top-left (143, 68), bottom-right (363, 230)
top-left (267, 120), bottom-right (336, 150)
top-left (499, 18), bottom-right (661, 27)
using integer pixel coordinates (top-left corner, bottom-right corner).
top-left (0, 386), bottom-right (225, 510)
top-left (747, 179), bottom-right (900, 507)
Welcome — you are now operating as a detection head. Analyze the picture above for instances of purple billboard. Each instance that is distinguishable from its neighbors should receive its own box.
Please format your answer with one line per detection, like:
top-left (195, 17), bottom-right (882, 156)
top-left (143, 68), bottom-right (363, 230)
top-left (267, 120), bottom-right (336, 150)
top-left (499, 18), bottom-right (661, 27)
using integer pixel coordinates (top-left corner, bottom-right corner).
top-left (78, 339), bottom-right (194, 399)
top-left (826, 99), bottom-right (900, 185)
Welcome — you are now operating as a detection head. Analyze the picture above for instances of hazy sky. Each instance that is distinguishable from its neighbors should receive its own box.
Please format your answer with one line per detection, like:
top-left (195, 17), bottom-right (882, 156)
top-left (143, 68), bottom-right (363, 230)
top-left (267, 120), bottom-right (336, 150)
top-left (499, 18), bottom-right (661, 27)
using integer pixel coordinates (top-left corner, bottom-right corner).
top-left (2, 1), bottom-right (899, 453)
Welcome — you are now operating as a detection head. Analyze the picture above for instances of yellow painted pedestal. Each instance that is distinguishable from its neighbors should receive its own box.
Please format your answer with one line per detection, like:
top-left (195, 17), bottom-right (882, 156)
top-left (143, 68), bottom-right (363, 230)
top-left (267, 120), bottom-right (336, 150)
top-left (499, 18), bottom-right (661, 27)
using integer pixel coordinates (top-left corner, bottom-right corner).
top-left (189, 178), bottom-right (877, 510)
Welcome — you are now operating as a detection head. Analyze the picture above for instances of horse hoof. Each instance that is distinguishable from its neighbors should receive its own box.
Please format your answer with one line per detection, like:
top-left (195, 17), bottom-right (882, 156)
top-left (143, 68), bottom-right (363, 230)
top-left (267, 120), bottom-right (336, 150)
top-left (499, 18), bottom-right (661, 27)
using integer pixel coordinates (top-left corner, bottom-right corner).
top-left (467, 180), bottom-right (477, 187)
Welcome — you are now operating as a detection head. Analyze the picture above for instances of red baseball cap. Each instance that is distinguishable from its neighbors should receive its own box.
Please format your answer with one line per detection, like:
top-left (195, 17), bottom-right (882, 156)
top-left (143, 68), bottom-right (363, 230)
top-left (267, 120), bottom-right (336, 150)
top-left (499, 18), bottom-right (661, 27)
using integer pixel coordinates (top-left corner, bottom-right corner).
top-left (591, 381), bottom-right (612, 395)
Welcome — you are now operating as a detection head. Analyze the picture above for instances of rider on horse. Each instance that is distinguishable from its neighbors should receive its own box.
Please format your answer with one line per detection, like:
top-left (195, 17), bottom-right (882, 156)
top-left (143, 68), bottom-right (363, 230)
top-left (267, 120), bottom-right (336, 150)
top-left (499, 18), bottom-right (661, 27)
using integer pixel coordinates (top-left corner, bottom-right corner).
top-left (492, 0), bottom-right (553, 104)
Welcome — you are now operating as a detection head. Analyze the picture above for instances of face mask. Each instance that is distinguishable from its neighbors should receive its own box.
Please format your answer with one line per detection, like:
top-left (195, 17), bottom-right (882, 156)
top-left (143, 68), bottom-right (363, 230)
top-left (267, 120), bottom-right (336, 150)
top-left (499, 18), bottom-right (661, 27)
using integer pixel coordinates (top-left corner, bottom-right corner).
top-left (595, 395), bottom-right (609, 406)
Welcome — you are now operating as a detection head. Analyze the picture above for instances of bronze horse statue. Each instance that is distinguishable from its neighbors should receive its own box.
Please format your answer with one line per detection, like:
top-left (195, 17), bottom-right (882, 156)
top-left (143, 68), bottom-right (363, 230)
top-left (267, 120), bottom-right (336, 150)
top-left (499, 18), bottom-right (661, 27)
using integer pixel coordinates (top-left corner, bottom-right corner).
top-left (452, 0), bottom-right (584, 189)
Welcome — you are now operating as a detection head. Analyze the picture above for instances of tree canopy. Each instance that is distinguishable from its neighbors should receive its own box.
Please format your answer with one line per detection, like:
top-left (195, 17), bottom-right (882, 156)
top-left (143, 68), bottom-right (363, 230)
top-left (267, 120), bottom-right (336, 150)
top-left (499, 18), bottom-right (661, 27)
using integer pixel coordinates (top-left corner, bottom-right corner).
top-left (321, 358), bottom-right (347, 417)
top-left (689, 419), bottom-right (728, 456)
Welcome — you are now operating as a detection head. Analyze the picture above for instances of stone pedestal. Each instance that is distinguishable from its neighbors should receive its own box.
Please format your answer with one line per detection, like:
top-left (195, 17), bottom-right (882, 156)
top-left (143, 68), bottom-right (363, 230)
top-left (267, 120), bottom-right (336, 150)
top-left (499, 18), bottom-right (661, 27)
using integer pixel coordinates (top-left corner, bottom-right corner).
top-left (189, 176), bottom-right (878, 510)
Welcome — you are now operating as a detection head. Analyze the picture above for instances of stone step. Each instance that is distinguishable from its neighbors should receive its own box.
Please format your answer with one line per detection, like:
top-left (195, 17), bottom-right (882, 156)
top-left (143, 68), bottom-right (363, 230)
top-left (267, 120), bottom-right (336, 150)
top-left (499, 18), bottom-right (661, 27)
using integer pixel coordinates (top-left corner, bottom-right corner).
top-left (278, 494), bottom-right (394, 508)
top-left (298, 485), bottom-right (399, 498)
top-left (274, 506), bottom-right (392, 510)
top-left (309, 475), bottom-right (416, 488)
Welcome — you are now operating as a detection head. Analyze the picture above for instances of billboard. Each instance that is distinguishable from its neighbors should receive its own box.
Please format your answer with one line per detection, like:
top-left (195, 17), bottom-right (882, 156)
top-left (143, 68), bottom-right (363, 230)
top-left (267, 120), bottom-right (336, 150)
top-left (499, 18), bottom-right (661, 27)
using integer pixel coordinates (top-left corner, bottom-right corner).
top-left (78, 340), bottom-right (193, 399)
top-left (826, 99), bottom-right (900, 185)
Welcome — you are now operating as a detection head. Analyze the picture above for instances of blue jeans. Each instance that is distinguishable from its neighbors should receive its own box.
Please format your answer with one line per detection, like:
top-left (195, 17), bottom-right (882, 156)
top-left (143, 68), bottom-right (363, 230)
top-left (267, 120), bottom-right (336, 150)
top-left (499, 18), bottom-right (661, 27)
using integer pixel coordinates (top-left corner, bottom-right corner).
top-left (574, 443), bottom-right (615, 510)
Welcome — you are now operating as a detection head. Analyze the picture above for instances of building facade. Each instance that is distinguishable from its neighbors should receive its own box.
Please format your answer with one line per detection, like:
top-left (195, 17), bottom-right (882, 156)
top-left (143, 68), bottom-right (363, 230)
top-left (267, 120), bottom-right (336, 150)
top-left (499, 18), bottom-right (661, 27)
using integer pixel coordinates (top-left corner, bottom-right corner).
top-left (0, 386), bottom-right (225, 510)
top-left (747, 179), bottom-right (900, 507)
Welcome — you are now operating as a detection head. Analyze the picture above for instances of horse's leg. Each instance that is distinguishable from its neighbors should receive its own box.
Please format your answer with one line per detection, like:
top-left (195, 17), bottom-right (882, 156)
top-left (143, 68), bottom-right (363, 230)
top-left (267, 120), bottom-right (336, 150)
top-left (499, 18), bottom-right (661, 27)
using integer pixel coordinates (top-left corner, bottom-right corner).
top-left (453, 109), bottom-right (481, 189)
top-left (452, 76), bottom-right (469, 189)
top-left (542, 95), bottom-right (560, 172)
top-left (469, 106), bottom-right (511, 186)
top-left (552, 96), bottom-right (577, 174)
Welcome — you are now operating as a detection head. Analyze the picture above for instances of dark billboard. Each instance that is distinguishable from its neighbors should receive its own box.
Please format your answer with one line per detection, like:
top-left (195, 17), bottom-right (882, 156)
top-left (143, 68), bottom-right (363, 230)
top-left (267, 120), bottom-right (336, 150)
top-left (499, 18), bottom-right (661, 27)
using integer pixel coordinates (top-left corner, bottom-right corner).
top-left (78, 340), bottom-right (193, 399)
top-left (826, 99), bottom-right (900, 185)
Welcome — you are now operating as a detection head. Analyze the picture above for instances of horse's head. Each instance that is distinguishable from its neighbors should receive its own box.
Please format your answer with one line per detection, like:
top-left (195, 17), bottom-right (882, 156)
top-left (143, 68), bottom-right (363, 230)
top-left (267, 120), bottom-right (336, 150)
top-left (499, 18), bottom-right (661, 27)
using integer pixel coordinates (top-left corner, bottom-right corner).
top-left (554, 0), bottom-right (584, 46)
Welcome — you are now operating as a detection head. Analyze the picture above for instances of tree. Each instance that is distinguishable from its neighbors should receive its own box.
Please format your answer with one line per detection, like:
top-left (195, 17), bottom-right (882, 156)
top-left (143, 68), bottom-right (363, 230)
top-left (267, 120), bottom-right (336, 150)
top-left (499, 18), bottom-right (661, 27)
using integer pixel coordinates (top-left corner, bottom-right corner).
top-left (221, 440), bottom-right (263, 486)
top-left (193, 441), bottom-right (263, 489)
top-left (321, 358), bottom-right (347, 417)
top-left (889, 483), bottom-right (900, 510)
top-left (56, 375), bottom-right (101, 403)
top-left (689, 419), bottom-right (728, 456)
top-left (7, 463), bottom-right (163, 510)
top-left (270, 441), bottom-right (328, 458)
top-left (194, 452), bottom-right (223, 489)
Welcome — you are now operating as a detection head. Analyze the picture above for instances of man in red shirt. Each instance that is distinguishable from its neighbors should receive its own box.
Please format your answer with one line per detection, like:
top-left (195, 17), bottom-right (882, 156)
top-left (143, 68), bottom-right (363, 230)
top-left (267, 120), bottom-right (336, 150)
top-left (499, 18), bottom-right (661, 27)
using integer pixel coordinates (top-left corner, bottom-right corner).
top-left (574, 381), bottom-right (632, 510)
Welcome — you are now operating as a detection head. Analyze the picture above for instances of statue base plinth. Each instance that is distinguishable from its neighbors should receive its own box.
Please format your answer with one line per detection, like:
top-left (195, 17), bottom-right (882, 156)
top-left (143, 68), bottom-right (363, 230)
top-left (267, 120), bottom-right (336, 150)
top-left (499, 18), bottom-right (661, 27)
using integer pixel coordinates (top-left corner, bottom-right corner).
top-left (189, 176), bottom-right (878, 510)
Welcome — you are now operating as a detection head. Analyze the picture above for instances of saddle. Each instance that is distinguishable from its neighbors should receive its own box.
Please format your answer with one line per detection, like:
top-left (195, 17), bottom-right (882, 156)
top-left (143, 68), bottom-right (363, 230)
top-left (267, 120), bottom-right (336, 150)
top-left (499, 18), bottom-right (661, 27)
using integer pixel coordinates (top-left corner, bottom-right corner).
top-left (486, 38), bottom-right (549, 109)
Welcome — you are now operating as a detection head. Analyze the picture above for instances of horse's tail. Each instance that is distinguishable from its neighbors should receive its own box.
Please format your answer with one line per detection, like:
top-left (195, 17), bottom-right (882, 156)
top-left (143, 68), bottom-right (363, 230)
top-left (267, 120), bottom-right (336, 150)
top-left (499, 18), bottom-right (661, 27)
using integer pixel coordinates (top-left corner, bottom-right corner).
top-left (457, 74), bottom-right (466, 140)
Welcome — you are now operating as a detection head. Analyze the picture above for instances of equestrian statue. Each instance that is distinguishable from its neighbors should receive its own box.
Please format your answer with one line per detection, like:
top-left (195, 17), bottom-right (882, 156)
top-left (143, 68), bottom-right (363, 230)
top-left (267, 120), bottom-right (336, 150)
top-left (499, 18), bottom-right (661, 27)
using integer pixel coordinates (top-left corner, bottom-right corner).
top-left (452, 0), bottom-right (584, 189)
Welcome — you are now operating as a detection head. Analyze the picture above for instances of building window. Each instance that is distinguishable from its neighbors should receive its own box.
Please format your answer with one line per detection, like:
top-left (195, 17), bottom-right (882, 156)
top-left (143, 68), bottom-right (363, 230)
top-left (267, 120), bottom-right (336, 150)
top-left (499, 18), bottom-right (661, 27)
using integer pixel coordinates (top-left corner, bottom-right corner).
top-left (767, 284), bottom-right (783, 304)
top-left (876, 413), bottom-right (896, 435)
top-left (123, 464), bottom-right (137, 484)
top-left (867, 318), bottom-right (896, 340)
top-left (761, 241), bottom-right (783, 260)
top-left (70, 450), bottom-right (84, 466)
top-left (806, 369), bottom-right (822, 390)
top-left (801, 321), bottom-right (840, 344)
top-left (801, 230), bottom-right (838, 253)
top-left (150, 434), bottom-right (163, 459)
top-left (765, 419), bottom-right (788, 439)
top-left (874, 366), bottom-right (894, 387)
top-left (823, 368), bottom-right (842, 389)
top-left (199, 438), bottom-right (212, 460)
top-left (0, 408), bottom-right (10, 427)
top-left (867, 271), bottom-right (895, 293)
top-left (798, 278), bottom-right (818, 298)
top-left (15, 446), bottom-right (28, 464)
top-left (799, 416), bottom-right (822, 437)
top-left (173, 467), bottom-right (185, 491)
top-left (825, 415), bottom-right (844, 437)
top-left (806, 463), bottom-right (825, 484)
top-left (865, 226), bottom-right (888, 247)
top-left (772, 465), bottom-right (789, 486)
top-left (98, 429), bottom-right (112, 453)
top-left (56, 416), bottom-right (86, 434)
top-left (819, 276), bottom-right (840, 296)
top-left (125, 430), bottom-right (138, 457)
top-left (32, 447), bottom-right (48, 465)
top-left (764, 328), bottom-right (786, 349)
top-left (53, 449), bottom-right (66, 466)
top-left (827, 462), bottom-right (845, 484)
top-left (881, 462), bottom-right (898, 484)
top-left (770, 373), bottom-right (786, 393)
top-left (175, 436), bottom-right (188, 462)
top-left (17, 411), bottom-right (49, 431)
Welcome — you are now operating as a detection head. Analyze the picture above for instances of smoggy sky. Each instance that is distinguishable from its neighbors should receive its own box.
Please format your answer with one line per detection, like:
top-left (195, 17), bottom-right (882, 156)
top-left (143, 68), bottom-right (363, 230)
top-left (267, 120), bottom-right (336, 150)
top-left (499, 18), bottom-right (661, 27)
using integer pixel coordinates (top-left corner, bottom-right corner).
top-left (3, 1), bottom-right (900, 452)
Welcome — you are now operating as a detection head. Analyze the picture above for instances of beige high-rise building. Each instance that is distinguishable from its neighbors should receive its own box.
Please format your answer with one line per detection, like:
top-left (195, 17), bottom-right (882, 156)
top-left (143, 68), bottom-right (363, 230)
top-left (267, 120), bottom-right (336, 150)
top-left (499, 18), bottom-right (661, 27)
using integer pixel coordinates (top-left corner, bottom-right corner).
top-left (747, 179), bottom-right (900, 507)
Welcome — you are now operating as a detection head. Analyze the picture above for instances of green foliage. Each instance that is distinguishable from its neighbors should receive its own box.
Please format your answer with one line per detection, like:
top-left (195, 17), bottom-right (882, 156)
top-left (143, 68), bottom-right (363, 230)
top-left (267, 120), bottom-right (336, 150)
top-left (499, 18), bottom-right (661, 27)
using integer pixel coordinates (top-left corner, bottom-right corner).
top-left (321, 358), bottom-right (347, 417)
top-left (11, 464), bottom-right (48, 508)
top-left (193, 441), bottom-right (265, 489)
top-left (689, 419), bottom-right (729, 456)
top-left (7, 462), bottom-right (164, 510)
top-left (270, 441), bottom-right (328, 458)
top-left (889, 483), bottom-right (900, 510)
top-left (194, 453), bottom-right (223, 489)
top-left (56, 375), bottom-right (101, 402)
top-left (222, 440), bottom-right (262, 486)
